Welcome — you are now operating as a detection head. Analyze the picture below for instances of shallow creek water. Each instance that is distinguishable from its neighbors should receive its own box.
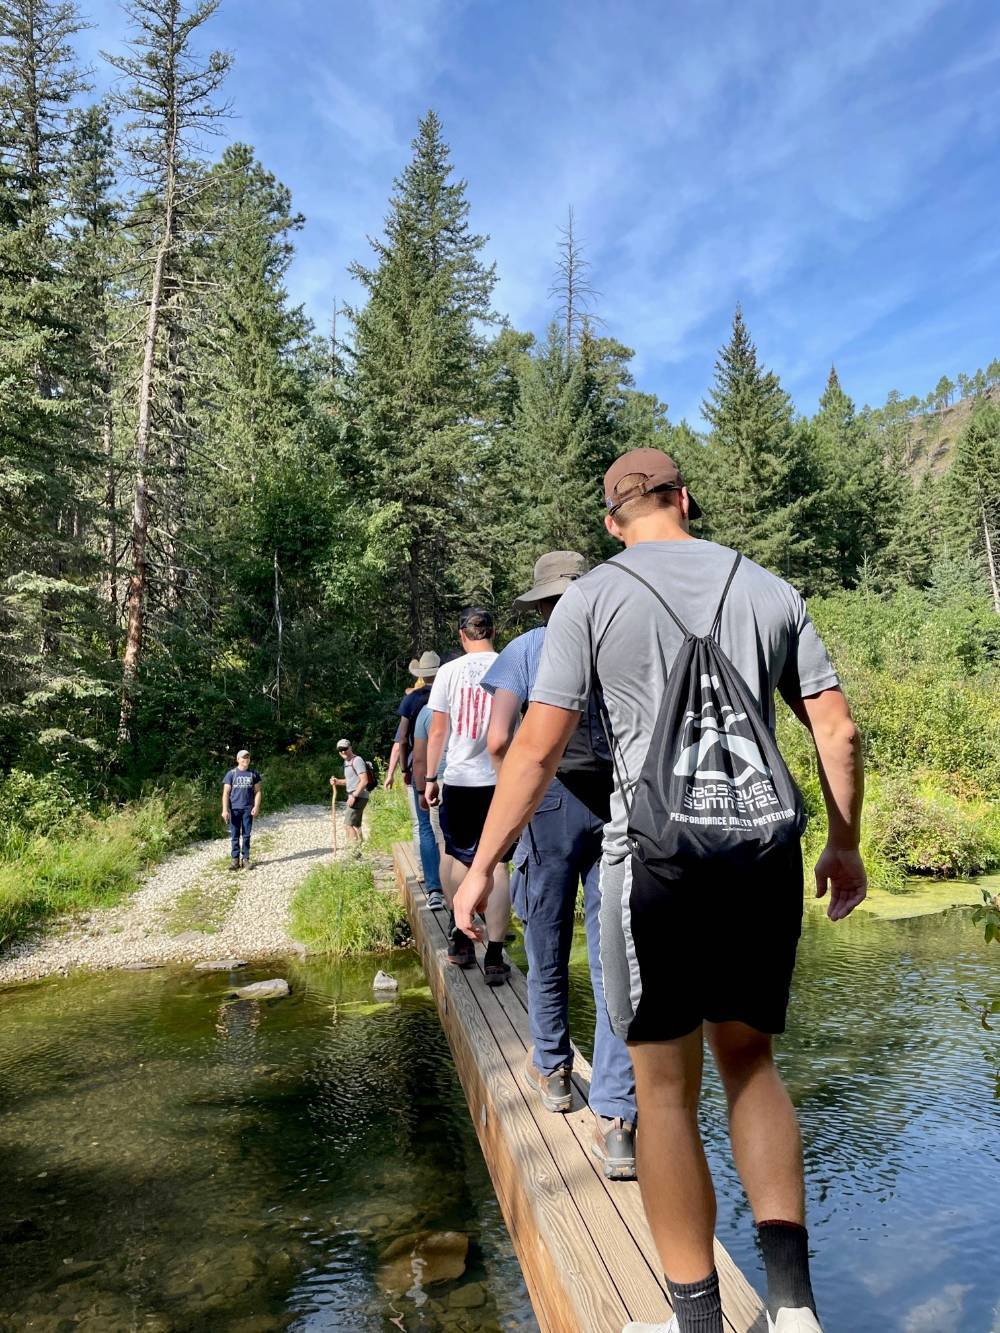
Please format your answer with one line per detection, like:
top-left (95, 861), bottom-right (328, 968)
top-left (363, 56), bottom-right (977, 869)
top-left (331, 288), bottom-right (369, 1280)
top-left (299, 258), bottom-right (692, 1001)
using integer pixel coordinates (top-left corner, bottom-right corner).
top-left (0, 955), bottom-right (534, 1332)
top-left (1, 893), bottom-right (998, 1332)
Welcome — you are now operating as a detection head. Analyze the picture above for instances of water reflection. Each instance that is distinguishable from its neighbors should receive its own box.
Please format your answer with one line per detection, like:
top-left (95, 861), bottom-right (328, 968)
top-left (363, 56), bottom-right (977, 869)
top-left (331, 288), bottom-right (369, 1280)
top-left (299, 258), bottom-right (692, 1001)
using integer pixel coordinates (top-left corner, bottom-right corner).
top-left (0, 956), bottom-right (534, 1332)
top-left (551, 901), bottom-right (1000, 1333)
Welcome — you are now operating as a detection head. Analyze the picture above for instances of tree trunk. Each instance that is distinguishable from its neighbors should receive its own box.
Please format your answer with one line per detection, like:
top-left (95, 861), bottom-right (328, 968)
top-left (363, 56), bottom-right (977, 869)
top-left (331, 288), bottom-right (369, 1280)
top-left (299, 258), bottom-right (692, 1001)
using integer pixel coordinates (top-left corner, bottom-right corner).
top-left (165, 292), bottom-right (186, 612)
top-left (984, 502), bottom-right (1000, 615)
top-left (102, 373), bottom-right (117, 655)
top-left (119, 206), bottom-right (172, 741)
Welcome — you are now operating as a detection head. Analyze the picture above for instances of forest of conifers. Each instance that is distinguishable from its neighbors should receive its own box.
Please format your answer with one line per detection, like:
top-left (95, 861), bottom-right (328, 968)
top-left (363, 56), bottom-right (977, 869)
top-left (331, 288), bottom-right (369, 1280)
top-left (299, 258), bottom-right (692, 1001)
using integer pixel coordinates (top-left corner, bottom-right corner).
top-left (2, 0), bottom-right (1000, 898)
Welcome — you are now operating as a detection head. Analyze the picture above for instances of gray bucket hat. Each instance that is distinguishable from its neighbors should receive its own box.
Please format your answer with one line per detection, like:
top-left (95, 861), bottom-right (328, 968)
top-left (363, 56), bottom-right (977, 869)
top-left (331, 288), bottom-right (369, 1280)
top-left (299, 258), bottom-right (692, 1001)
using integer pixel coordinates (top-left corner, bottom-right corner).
top-left (513, 551), bottom-right (588, 610)
top-left (408, 650), bottom-right (441, 678)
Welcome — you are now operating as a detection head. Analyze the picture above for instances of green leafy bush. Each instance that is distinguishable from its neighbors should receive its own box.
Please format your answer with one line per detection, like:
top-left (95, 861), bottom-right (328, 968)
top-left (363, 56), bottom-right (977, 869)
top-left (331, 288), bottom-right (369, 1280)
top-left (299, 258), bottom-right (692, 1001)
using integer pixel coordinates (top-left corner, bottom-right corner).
top-left (289, 856), bottom-right (408, 956)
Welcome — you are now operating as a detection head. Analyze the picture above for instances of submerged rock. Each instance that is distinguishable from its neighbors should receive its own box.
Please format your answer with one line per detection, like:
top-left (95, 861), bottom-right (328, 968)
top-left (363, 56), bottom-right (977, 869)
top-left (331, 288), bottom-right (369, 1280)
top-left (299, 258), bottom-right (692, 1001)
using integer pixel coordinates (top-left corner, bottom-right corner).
top-left (376, 1230), bottom-right (469, 1293)
top-left (372, 970), bottom-right (399, 992)
top-left (233, 979), bottom-right (289, 1000)
top-left (195, 958), bottom-right (248, 972)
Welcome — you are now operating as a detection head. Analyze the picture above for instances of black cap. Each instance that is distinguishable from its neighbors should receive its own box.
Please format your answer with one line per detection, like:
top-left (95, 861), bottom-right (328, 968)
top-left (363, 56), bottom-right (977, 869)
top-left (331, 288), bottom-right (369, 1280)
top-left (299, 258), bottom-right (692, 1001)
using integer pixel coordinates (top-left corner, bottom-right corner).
top-left (459, 606), bottom-right (494, 634)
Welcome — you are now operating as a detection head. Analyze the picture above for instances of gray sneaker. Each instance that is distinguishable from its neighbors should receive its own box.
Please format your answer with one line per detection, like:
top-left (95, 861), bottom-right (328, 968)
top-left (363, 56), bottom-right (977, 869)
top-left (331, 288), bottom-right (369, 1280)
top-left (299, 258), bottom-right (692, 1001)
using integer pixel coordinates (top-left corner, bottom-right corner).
top-left (426, 889), bottom-right (445, 910)
top-left (241, 857), bottom-right (252, 871)
top-left (768, 1312), bottom-right (823, 1332)
top-left (229, 860), bottom-right (240, 872)
top-left (623, 1321), bottom-right (677, 1333)
top-left (524, 1051), bottom-right (572, 1112)
top-left (591, 1117), bottom-right (636, 1181)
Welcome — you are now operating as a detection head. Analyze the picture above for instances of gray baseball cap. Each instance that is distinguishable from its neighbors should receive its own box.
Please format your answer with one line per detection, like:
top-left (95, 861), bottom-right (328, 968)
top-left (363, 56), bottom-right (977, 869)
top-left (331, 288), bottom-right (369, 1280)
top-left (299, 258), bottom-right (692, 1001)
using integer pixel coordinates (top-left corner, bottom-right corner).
top-left (513, 551), bottom-right (588, 610)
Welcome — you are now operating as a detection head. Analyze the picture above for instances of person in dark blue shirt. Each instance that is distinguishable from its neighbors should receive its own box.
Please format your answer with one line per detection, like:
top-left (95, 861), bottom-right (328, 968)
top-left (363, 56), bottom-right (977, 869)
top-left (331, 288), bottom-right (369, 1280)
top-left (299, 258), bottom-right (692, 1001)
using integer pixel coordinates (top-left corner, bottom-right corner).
top-left (222, 750), bottom-right (262, 870)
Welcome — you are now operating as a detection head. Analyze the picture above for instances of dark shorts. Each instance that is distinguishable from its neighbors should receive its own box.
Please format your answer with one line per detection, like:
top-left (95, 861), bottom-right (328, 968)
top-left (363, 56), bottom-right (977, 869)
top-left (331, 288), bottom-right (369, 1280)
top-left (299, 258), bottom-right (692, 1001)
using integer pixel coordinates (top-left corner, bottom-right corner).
top-left (439, 784), bottom-right (495, 866)
top-left (345, 795), bottom-right (368, 828)
top-left (599, 842), bottom-right (804, 1043)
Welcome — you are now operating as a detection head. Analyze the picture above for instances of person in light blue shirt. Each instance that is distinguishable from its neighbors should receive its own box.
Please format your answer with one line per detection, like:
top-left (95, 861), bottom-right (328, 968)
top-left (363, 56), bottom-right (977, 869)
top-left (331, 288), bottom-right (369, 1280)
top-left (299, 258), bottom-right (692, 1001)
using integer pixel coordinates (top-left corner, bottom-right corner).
top-left (411, 701), bottom-right (446, 907)
top-left (482, 551), bottom-right (636, 1180)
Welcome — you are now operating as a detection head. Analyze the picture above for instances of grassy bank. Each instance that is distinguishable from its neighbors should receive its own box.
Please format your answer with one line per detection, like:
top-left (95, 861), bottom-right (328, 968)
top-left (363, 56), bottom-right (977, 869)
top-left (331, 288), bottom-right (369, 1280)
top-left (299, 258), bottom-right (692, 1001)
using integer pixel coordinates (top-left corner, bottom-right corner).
top-left (288, 855), bottom-right (408, 956)
top-left (0, 753), bottom-right (340, 949)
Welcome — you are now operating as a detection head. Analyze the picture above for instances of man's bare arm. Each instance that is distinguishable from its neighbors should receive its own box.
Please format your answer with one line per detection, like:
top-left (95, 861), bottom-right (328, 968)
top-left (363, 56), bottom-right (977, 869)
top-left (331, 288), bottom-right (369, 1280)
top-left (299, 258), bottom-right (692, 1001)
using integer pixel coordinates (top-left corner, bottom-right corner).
top-left (222, 782), bottom-right (231, 823)
top-left (397, 715), bottom-right (413, 780)
top-left (486, 688), bottom-right (521, 775)
top-left (424, 711), bottom-right (450, 803)
top-left (252, 781), bottom-right (261, 818)
top-left (454, 702), bottom-right (580, 938)
top-left (789, 686), bottom-right (867, 921)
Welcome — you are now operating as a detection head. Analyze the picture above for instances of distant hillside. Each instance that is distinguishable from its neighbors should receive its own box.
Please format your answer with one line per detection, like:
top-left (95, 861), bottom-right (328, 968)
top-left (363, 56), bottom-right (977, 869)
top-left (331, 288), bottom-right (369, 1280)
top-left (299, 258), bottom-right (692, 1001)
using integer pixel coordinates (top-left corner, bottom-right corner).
top-left (902, 386), bottom-right (1000, 480)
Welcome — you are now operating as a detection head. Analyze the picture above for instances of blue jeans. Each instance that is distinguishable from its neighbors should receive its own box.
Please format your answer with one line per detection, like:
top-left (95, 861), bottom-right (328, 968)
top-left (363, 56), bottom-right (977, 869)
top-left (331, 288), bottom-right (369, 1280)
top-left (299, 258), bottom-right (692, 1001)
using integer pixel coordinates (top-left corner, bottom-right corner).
top-left (409, 785), bottom-right (442, 891)
top-left (229, 808), bottom-right (253, 861)
top-left (511, 777), bottom-right (636, 1123)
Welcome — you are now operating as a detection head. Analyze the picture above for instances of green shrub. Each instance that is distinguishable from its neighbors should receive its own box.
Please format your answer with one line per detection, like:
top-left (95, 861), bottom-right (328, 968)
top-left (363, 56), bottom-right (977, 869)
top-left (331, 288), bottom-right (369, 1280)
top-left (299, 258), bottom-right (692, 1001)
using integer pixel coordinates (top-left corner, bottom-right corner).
top-left (289, 856), bottom-right (408, 956)
top-left (364, 785), bottom-right (413, 854)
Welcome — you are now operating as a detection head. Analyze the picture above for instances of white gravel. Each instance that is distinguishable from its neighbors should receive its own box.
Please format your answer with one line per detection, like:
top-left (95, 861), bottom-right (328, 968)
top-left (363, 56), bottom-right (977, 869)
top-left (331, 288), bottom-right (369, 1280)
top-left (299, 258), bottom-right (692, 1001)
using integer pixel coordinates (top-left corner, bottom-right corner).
top-left (0, 803), bottom-right (349, 985)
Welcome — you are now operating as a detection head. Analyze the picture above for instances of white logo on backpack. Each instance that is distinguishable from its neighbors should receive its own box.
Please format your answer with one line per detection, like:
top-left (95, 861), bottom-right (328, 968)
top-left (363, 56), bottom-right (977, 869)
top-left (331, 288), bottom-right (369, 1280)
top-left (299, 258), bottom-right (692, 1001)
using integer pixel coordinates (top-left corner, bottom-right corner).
top-left (674, 674), bottom-right (770, 786)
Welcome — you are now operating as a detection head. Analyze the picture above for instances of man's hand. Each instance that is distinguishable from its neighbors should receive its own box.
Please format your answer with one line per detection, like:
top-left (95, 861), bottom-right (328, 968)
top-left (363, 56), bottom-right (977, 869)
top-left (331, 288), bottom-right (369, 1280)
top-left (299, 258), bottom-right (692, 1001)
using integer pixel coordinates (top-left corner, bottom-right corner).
top-left (221, 811), bottom-right (230, 824)
top-left (424, 779), bottom-right (440, 807)
top-left (347, 794), bottom-right (356, 808)
top-left (454, 868), bottom-right (491, 942)
top-left (815, 844), bottom-right (867, 921)
top-left (383, 775), bottom-right (393, 791)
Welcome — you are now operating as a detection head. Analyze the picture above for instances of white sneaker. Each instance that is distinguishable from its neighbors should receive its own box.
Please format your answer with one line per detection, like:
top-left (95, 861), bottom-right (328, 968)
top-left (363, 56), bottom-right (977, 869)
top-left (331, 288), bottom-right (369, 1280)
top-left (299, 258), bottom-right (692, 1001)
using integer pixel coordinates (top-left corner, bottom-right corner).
top-left (622, 1320), bottom-right (678, 1333)
top-left (767, 1310), bottom-right (823, 1332)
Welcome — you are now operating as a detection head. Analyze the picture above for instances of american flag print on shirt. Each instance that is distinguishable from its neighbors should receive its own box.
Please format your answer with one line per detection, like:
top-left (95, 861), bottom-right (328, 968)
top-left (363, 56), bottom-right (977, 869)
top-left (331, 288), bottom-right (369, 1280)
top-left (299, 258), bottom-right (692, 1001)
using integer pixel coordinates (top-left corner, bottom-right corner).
top-left (456, 683), bottom-right (490, 738)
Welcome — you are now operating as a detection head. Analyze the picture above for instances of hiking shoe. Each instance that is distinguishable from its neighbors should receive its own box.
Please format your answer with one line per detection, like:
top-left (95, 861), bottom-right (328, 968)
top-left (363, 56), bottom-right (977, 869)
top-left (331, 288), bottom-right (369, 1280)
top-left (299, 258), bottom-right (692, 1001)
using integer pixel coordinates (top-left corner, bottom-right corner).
top-left (767, 1312), bottom-right (823, 1332)
top-left (623, 1321), bottom-right (677, 1333)
top-left (426, 889), bottom-right (446, 911)
top-left (446, 929), bottom-right (475, 968)
top-left (524, 1052), bottom-right (572, 1112)
top-left (241, 857), bottom-right (252, 871)
top-left (483, 960), bottom-right (510, 988)
top-left (591, 1117), bottom-right (636, 1181)
top-left (229, 860), bottom-right (240, 872)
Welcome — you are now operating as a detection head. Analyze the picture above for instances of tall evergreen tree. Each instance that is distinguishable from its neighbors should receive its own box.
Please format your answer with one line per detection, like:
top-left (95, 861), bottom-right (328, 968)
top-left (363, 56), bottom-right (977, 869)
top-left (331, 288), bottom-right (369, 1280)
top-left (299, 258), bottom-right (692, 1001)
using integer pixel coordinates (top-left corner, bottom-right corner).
top-left (700, 307), bottom-right (819, 587)
top-left (105, 0), bottom-right (231, 741)
top-left (946, 404), bottom-right (1000, 612)
top-left (348, 111), bottom-right (497, 649)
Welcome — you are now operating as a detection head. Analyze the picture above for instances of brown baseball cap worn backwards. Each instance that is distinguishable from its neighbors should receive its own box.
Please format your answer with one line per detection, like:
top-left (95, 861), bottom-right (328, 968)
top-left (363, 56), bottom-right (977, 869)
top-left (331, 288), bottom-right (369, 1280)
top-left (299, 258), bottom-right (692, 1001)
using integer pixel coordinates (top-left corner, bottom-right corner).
top-left (603, 448), bottom-right (702, 520)
top-left (514, 550), bottom-right (588, 610)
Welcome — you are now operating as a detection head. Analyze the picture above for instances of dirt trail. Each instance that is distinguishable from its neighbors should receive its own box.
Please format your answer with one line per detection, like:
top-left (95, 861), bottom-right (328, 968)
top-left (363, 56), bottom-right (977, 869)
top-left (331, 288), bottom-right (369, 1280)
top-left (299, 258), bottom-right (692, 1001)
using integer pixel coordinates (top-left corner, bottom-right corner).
top-left (0, 803), bottom-right (347, 985)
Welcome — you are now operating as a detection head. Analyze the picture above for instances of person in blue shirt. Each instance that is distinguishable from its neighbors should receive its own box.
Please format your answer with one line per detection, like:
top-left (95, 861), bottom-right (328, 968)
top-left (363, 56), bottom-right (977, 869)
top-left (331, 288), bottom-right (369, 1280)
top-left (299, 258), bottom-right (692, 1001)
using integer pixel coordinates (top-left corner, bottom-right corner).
top-left (482, 551), bottom-right (637, 1180)
top-left (222, 749), bottom-right (262, 870)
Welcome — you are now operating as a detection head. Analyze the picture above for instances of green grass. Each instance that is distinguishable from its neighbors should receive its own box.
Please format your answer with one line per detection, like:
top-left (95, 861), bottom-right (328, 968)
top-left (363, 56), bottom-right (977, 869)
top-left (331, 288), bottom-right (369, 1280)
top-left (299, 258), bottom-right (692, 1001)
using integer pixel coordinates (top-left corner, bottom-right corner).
top-left (288, 856), bottom-right (409, 956)
top-left (364, 784), bottom-right (413, 854)
top-left (0, 795), bottom-right (179, 947)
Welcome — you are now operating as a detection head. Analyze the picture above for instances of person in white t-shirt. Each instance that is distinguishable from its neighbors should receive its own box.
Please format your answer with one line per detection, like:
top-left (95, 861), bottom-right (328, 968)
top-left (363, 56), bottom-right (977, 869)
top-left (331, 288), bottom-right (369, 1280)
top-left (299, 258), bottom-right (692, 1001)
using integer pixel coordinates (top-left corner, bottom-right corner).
top-left (425, 608), bottom-right (511, 983)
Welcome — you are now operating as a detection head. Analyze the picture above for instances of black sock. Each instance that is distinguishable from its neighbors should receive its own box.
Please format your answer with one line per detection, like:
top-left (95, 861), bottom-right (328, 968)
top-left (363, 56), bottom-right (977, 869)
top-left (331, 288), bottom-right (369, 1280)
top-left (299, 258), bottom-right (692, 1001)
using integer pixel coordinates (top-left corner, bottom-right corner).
top-left (665, 1270), bottom-right (723, 1333)
top-left (756, 1221), bottom-right (817, 1320)
top-left (447, 911), bottom-right (456, 935)
top-left (484, 940), bottom-right (504, 965)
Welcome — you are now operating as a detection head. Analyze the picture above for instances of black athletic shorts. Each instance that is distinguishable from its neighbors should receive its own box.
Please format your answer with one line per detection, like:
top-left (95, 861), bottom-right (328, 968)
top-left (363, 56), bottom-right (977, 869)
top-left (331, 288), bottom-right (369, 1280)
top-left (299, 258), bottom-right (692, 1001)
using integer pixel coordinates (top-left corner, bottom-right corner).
top-left (438, 784), bottom-right (516, 867)
top-left (600, 842), bottom-right (804, 1043)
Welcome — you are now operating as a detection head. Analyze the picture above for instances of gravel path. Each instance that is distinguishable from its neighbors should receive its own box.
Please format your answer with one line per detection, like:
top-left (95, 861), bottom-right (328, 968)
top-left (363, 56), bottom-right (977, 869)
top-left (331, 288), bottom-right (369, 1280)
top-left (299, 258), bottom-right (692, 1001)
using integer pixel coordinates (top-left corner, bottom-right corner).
top-left (0, 803), bottom-right (348, 985)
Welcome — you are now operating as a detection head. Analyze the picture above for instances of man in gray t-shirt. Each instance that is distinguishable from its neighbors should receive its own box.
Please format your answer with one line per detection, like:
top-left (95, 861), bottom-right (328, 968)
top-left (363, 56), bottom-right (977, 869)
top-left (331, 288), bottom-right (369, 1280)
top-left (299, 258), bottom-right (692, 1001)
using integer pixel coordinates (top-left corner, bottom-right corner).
top-left (451, 449), bottom-right (867, 1333)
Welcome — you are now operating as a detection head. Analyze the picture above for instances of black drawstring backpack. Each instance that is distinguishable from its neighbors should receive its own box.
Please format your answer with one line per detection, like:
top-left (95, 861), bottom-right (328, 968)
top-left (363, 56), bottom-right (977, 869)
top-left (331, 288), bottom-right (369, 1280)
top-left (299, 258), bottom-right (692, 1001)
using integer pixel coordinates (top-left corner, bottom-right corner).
top-left (597, 553), bottom-right (806, 880)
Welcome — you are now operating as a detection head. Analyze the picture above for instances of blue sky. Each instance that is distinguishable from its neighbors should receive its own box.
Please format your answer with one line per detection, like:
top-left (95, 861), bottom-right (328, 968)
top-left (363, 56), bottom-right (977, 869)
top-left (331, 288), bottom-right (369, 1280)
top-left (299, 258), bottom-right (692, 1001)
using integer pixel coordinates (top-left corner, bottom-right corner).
top-left (82, 0), bottom-right (1000, 426)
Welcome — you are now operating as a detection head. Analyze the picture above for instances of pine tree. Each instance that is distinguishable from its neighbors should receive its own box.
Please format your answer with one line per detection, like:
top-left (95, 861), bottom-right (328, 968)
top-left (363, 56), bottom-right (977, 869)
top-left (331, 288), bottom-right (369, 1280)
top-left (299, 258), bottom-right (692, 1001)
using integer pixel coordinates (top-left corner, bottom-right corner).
top-left (0, 1), bottom-right (112, 769)
top-left (700, 307), bottom-right (819, 587)
top-left (348, 111), bottom-right (497, 650)
top-left (105, 0), bottom-right (231, 741)
top-left (946, 404), bottom-right (1000, 612)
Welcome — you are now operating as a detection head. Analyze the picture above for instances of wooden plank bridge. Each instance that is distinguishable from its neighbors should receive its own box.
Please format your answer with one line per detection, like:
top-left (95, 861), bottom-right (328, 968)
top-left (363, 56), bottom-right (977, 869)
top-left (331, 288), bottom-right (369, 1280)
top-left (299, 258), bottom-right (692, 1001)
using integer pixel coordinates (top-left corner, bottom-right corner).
top-left (392, 841), bottom-right (767, 1333)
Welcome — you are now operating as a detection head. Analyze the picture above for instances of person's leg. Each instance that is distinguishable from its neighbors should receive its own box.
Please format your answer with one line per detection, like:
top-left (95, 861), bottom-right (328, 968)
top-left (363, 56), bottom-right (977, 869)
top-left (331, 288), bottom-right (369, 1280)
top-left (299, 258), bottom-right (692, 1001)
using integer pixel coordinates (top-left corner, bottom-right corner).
top-left (519, 796), bottom-right (579, 1078)
top-left (484, 861), bottom-right (510, 949)
top-left (707, 1021), bottom-right (816, 1323)
top-left (411, 787), bottom-right (442, 890)
top-left (630, 1035), bottom-right (716, 1283)
top-left (581, 831), bottom-right (636, 1124)
top-left (229, 811), bottom-right (241, 865)
top-left (241, 811), bottom-right (253, 864)
top-left (407, 782), bottom-right (421, 866)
